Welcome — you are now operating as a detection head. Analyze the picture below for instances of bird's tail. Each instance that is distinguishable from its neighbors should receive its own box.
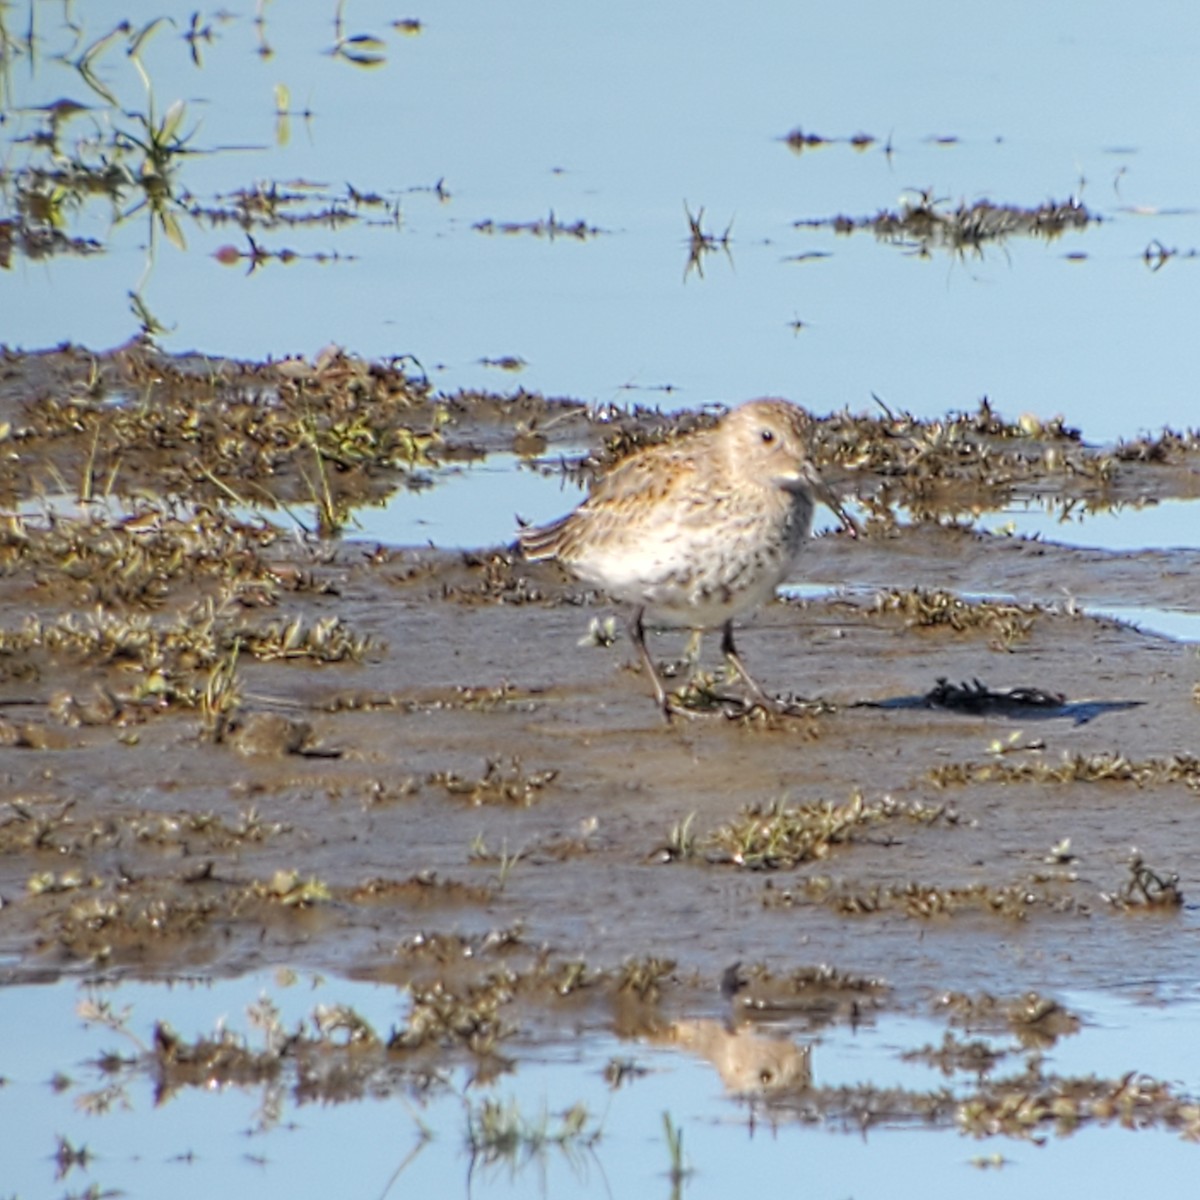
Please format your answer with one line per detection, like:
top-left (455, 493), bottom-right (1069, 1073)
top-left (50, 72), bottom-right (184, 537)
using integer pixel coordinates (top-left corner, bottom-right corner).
top-left (516, 514), bottom-right (570, 561)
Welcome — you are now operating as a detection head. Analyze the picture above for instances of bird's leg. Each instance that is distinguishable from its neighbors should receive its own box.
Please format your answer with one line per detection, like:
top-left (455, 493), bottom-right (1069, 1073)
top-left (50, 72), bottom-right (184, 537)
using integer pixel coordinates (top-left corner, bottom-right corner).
top-left (720, 620), bottom-right (777, 711)
top-left (629, 609), bottom-right (674, 721)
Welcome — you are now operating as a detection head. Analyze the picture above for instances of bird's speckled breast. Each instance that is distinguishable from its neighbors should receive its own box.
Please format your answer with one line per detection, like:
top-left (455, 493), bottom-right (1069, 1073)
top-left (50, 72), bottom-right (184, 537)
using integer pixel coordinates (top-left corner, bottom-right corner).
top-left (604, 481), bottom-right (816, 628)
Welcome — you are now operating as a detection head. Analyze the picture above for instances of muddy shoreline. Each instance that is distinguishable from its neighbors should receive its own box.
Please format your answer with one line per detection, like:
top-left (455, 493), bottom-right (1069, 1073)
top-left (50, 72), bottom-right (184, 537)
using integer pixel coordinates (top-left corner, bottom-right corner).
top-left (1, 342), bottom-right (1198, 1048)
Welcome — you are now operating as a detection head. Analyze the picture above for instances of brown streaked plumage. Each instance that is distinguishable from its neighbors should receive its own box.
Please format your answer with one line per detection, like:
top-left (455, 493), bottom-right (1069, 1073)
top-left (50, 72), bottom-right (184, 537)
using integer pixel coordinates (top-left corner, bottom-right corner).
top-left (519, 398), bottom-right (854, 718)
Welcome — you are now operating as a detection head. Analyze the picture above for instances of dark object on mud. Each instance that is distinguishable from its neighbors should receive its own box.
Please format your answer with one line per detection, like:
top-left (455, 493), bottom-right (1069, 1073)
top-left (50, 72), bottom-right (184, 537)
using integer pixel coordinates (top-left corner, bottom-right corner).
top-left (926, 677), bottom-right (1065, 713)
top-left (862, 677), bottom-right (1144, 725)
top-left (227, 712), bottom-right (316, 758)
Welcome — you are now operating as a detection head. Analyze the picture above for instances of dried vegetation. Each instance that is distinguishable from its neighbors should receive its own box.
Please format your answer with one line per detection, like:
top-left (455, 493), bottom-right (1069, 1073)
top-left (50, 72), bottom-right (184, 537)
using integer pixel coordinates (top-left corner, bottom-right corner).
top-left (795, 192), bottom-right (1098, 257)
top-left (866, 588), bottom-right (1041, 646)
top-left (3, 343), bottom-right (444, 524)
top-left (662, 793), bottom-right (953, 869)
top-left (930, 752), bottom-right (1200, 790)
top-left (429, 758), bottom-right (559, 806)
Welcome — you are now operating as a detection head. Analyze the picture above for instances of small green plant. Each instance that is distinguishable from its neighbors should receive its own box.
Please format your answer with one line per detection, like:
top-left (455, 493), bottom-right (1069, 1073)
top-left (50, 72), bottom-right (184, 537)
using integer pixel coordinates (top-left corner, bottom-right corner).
top-left (577, 615), bottom-right (618, 648)
top-left (496, 839), bottom-right (523, 889)
top-left (201, 636), bottom-right (243, 740)
top-left (683, 201), bottom-right (733, 280)
top-left (112, 22), bottom-right (198, 251)
top-left (664, 811), bottom-right (697, 861)
top-left (463, 1094), bottom-right (601, 1181)
top-left (467, 833), bottom-right (525, 889)
top-left (662, 1110), bottom-right (692, 1192)
top-left (331, 0), bottom-right (388, 66)
top-left (297, 409), bottom-right (344, 536)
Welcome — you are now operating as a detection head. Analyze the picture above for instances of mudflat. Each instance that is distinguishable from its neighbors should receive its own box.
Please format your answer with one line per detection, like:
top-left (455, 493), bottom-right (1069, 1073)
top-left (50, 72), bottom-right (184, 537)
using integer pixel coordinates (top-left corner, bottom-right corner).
top-left (1, 341), bottom-right (1198, 1049)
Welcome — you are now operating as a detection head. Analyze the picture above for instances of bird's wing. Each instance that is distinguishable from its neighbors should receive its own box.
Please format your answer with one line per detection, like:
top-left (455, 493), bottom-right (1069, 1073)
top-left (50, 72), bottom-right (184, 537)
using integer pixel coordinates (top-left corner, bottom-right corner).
top-left (582, 441), bottom-right (701, 511)
top-left (556, 442), bottom-right (724, 577)
top-left (519, 439), bottom-right (707, 562)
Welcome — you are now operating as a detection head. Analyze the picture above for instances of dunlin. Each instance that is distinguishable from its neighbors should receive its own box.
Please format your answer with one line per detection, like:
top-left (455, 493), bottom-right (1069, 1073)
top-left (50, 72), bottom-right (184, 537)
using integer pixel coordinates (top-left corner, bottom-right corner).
top-left (519, 398), bottom-right (854, 717)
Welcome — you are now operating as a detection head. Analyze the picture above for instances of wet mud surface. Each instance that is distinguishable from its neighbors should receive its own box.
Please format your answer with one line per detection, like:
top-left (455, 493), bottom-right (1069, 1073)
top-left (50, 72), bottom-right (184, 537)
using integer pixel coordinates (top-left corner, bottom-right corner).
top-left (1, 343), bottom-right (1199, 1076)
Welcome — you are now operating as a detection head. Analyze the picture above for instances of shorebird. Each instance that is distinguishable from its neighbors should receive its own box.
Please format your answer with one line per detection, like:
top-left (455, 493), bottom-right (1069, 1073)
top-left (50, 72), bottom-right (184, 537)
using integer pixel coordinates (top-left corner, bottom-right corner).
top-left (519, 398), bottom-right (855, 717)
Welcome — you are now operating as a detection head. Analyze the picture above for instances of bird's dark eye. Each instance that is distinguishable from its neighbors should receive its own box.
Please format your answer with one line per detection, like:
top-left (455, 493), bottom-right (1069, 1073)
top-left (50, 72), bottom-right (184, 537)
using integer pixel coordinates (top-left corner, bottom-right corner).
top-left (761, 429), bottom-right (775, 443)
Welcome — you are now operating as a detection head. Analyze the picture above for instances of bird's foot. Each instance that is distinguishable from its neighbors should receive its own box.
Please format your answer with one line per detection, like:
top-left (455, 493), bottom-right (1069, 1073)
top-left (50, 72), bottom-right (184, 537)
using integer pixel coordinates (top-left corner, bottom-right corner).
top-left (663, 674), bottom-right (768, 720)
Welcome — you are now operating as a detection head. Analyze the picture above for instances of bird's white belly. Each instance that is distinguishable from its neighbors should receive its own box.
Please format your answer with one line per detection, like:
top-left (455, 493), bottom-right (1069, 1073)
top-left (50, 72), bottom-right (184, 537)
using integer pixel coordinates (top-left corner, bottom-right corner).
top-left (573, 522), bottom-right (796, 629)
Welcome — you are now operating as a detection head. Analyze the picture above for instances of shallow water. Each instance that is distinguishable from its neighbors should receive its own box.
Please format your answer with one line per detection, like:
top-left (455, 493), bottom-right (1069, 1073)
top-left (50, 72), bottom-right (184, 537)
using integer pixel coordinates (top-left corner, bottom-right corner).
top-left (985, 499), bottom-right (1200, 553)
top-left (4, 1), bottom-right (1200, 440)
top-left (782, 583), bottom-right (1200, 646)
top-left (5, 972), bottom-right (1200, 1200)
